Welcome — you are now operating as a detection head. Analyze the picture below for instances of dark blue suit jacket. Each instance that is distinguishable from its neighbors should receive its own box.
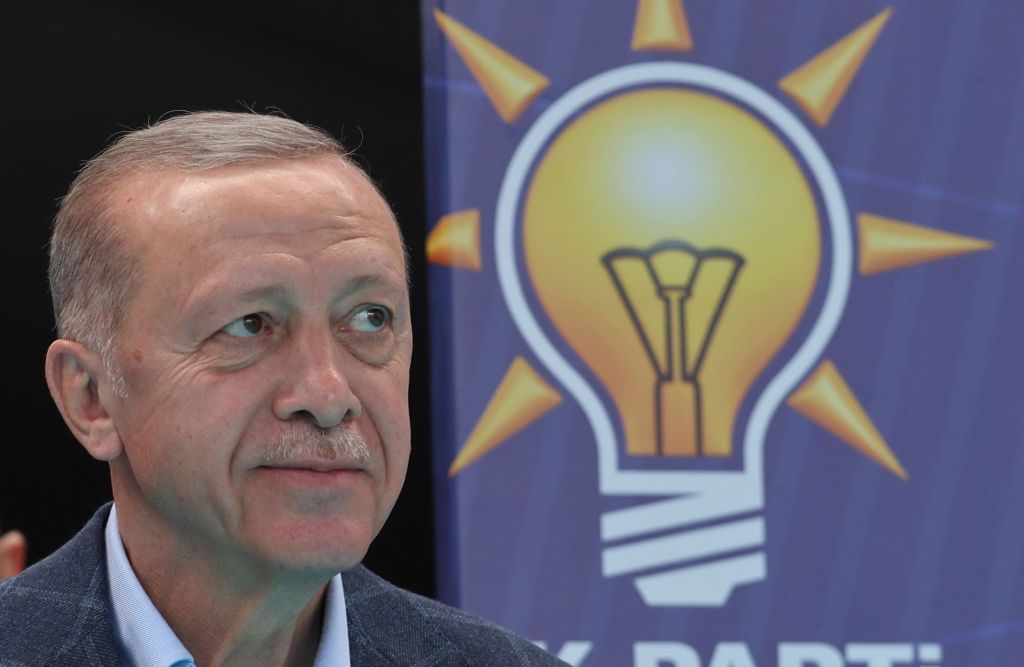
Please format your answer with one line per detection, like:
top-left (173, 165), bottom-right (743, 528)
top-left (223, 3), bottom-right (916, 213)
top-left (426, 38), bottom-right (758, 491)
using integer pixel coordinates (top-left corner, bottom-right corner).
top-left (0, 504), bottom-right (565, 666)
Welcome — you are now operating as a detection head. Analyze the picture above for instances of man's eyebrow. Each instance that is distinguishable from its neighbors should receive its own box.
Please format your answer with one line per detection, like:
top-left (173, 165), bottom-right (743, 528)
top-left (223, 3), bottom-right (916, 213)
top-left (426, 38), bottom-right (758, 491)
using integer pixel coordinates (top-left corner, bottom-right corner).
top-left (187, 274), bottom-right (403, 316)
top-left (231, 284), bottom-right (290, 304)
top-left (339, 274), bottom-right (400, 298)
top-left (185, 283), bottom-right (291, 321)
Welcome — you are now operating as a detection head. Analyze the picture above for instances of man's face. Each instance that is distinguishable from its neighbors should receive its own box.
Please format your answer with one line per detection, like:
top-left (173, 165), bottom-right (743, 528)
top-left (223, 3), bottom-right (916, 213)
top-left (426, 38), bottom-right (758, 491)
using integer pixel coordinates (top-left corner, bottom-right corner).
top-left (105, 155), bottom-right (411, 573)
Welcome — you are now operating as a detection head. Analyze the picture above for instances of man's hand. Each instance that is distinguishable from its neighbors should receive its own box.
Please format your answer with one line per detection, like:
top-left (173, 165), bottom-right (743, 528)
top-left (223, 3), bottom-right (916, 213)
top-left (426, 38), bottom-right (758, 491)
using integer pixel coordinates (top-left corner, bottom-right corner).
top-left (0, 531), bottom-right (27, 579)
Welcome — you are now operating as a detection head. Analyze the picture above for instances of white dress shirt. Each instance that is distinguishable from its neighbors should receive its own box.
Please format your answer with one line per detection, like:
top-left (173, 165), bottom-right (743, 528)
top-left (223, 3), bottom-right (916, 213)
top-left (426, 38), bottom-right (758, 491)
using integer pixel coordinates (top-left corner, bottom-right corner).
top-left (104, 504), bottom-right (351, 667)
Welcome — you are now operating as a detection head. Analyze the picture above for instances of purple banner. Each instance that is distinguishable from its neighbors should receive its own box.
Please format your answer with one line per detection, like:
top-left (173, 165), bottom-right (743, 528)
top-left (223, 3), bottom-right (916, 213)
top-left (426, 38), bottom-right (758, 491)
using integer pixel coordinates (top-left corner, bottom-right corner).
top-left (422, 1), bottom-right (1024, 665)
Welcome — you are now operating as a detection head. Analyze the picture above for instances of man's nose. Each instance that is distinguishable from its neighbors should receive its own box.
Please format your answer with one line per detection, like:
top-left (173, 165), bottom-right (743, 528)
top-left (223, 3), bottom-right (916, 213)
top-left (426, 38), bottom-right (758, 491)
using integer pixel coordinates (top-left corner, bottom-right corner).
top-left (272, 328), bottom-right (363, 428)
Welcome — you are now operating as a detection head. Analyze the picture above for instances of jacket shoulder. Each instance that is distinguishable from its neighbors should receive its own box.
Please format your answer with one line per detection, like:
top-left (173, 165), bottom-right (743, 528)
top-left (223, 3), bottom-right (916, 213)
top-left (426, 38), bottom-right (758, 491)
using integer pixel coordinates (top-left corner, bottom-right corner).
top-left (343, 565), bottom-right (567, 666)
top-left (0, 504), bottom-right (120, 666)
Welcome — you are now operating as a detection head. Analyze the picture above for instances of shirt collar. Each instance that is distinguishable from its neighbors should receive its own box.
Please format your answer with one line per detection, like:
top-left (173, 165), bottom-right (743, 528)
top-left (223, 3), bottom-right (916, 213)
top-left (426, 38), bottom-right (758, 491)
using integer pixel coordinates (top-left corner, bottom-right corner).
top-left (104, 504), bottom-right (350, 667)
top-left (315, 567), bottom-right (351, 666)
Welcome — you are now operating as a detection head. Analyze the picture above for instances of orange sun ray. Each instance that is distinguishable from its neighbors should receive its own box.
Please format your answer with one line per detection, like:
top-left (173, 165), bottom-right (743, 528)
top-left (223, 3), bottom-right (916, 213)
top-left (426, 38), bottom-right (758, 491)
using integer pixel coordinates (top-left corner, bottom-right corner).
top-left (449, 357), bottom-right (563, 476)
top-left (787, 360), bottom-right (908, 480)
top-left (427, 209), bottom-right (482, 271)
top-left (779, 7), bottom-right (892, 127)
top-left (433, 8), bottom-right (550, 124)
top-left (632, 0), bottom-right (693, 52)
top-left (858, 213), bottom-right (993, 275)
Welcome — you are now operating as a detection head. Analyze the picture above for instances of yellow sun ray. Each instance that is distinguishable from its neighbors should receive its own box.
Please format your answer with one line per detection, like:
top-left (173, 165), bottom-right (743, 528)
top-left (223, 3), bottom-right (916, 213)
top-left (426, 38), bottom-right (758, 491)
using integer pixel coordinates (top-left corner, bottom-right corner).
top-left (449, 357), bottom-right (563, 476)
top-left (427, 209), bottom-right (482, 271)
top-left (787, 360), bottom-right (908, 480)
top-left (858, 213), bottom-right (993, 275)
top-left (632, 0), bottom-right (693, 52)
top-left (779, 7), bottom-right (892, 127)
top-left (433, 8), bottom-right (550, 124)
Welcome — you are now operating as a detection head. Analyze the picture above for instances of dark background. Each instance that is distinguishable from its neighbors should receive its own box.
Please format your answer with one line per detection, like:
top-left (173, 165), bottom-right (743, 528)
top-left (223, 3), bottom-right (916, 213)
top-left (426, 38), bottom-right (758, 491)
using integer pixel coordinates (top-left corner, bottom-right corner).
top-left (1, 1), bottom-right (436, 597)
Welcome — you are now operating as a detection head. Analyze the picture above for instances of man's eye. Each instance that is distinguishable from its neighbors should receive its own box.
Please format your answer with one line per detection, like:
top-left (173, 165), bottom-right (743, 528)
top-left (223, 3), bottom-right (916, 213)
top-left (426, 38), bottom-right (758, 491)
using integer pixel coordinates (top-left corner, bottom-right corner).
top-left (221, 313), bottom-right (267, 337)
top-left (349, 306), bottom-right (392, 333)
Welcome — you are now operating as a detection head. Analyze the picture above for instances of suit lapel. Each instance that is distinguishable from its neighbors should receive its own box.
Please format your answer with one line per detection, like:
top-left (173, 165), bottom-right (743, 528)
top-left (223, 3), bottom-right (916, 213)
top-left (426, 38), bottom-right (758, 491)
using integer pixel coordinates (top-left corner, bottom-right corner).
top-left (343, 566), bottom-right (467, 666)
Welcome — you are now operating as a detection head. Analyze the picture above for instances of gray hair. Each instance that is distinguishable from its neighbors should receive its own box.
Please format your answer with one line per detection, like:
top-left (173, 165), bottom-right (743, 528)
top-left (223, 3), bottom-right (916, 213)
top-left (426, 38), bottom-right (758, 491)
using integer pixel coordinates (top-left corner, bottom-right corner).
top-left (49, 111), bottom-right (359, 395)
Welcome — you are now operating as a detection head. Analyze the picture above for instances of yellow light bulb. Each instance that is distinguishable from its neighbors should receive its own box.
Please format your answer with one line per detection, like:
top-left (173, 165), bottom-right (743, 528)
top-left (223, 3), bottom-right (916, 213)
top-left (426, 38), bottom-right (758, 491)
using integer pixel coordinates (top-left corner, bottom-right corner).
top-left (522, 87), bottom-right (821, 460)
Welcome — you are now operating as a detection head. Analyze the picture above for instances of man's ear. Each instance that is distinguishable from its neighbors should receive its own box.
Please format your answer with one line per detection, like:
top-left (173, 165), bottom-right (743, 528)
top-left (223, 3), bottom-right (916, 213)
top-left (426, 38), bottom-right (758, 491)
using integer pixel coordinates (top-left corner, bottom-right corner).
top-left (44, 339), bottom-right (124, 462)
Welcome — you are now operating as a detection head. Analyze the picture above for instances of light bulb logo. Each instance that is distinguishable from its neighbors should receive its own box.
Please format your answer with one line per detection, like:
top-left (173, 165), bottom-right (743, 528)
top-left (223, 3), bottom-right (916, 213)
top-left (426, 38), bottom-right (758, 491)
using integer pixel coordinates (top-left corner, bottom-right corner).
top-left (496, 63), bottom-right (843, 606)
top-left (429, 4), bottom-right (993, 610)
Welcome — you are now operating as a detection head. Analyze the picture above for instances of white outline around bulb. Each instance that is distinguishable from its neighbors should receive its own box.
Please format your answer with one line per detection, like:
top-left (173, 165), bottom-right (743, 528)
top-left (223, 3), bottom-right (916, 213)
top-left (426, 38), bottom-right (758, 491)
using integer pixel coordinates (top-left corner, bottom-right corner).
top-left (494, 63), bottom-right (852, 605)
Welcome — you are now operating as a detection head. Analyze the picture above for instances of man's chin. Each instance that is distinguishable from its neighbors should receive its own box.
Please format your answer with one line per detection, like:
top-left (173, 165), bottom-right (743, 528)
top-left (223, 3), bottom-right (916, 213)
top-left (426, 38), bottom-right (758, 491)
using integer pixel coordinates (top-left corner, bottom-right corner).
top-left (240, 517), bottom-right (375, 576)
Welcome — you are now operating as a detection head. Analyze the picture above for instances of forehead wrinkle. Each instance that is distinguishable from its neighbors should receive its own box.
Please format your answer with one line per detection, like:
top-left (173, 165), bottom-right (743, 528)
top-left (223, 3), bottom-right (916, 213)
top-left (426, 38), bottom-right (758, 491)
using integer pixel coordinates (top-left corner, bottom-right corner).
top-left (208, 216), bottom-right (403, 267)
top-left (214, 217), bottom-right (365, 240)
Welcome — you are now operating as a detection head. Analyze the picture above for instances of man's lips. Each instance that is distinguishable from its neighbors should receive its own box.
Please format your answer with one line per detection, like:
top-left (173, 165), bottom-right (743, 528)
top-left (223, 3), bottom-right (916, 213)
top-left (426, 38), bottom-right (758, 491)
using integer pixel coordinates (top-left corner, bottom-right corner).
top-left (254, 462), bottom-right (367, 488)
top-left (258, 460), bottom-right (363, 473)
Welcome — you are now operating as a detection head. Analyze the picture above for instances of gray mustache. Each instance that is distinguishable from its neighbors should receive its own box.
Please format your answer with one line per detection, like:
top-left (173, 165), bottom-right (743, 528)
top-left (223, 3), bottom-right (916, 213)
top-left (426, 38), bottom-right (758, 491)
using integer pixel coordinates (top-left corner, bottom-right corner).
top-left (259, 424), bottom-right (371, 467)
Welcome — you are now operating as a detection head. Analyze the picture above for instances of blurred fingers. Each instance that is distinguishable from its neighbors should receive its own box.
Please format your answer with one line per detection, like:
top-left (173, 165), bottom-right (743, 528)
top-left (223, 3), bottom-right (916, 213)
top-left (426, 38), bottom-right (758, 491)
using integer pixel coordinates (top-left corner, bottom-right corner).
top-left (0, 530), bottom-right (27, 578)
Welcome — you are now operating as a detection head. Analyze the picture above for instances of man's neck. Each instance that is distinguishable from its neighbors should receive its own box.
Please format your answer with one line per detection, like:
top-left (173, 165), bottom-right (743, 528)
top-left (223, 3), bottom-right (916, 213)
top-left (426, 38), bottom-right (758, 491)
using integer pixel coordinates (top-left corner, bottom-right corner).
top-left (148, 570), bottom-right (326, 667)
top-left (113, 501), bottom-right (332, 667)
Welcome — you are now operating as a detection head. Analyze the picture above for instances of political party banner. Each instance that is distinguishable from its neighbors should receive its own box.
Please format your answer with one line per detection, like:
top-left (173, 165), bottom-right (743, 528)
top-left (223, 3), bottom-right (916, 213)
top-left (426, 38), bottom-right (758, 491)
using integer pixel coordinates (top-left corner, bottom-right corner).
top-left (421, 2), bottom-right (1023, 665)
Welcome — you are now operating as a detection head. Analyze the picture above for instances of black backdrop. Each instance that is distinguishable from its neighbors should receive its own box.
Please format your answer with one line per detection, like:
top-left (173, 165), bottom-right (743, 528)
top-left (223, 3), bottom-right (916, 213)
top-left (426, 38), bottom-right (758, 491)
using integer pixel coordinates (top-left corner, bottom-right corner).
top-left (1, 1), bottom-right (436, 597)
